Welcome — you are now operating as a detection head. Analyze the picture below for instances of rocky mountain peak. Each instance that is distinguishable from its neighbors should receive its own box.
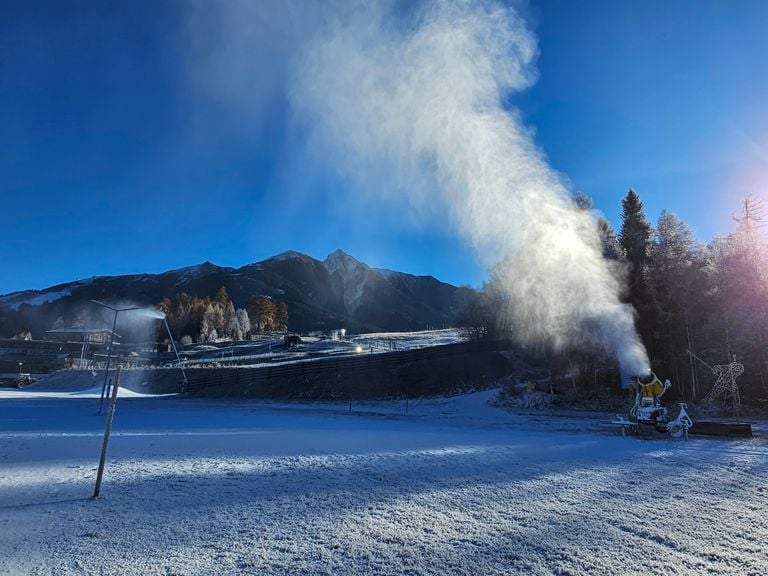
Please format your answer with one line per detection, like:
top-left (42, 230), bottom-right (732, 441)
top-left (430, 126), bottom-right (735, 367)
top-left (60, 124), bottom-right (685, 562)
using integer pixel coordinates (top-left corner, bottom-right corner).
top-left (323, 249), bottom-right (367, 276)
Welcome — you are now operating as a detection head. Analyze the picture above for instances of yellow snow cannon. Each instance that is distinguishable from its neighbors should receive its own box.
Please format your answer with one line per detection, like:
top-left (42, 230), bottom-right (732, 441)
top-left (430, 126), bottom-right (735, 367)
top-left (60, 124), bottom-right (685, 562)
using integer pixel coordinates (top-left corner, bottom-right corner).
top-left (612, 370), bottom-right (693, 439)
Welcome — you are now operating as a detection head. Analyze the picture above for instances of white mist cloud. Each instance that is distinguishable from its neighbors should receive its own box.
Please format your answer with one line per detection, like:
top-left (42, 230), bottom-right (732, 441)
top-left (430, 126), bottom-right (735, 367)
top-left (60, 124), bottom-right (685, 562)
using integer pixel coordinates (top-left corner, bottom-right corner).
top-left (183, 1), bottom-right (302, 124)
top-left (287, 0), bottom-right (649, 375)
top-left (185, 0), bottom-right (649, 375)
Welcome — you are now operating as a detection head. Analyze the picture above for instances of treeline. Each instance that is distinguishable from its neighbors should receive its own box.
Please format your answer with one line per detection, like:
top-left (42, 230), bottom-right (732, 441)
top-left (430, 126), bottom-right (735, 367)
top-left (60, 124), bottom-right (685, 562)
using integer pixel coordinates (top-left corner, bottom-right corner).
top-left (464, 190), bottom-right (768, 404)
top-left (158, 287), bottom-right (288, 344)
top-left (620, 191), bottom-right (767, 404)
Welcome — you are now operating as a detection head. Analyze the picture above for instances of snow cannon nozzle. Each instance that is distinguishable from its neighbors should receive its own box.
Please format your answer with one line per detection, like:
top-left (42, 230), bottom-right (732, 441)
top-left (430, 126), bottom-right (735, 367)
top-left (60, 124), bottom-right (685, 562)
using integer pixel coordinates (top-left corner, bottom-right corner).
top-left (636, 369), bottom-right (657, 385)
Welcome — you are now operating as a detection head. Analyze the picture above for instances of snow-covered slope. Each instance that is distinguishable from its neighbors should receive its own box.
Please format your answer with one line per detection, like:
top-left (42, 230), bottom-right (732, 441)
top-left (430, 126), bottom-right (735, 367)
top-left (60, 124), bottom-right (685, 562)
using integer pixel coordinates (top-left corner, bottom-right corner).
top-left (270, 250), bottom-right (316, 264)
top-left (1, 288), bottom-right (72, 311)
top-left (1, 390), bottom-right (767, 575)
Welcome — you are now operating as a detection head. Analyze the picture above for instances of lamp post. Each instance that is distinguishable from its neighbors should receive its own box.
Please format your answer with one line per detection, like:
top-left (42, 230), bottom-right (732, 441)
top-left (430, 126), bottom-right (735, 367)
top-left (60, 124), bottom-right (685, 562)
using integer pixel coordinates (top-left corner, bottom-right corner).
top-left (90, 300), bottom-right (140, 413)
top-left (162, 317), bottom-right (188, 393)
top-left (17, 361), bottom-right (22, 386)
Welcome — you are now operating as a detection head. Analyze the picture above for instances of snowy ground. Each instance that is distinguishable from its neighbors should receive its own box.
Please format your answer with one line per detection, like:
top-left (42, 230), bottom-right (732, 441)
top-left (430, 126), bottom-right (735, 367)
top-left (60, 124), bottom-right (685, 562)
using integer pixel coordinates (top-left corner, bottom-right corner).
top-left (350, 328), bottom-right (465, 350)
top-left (1, 389), bottom-right (767, 575)
top-left (172, 329), bottom-right (466, 368)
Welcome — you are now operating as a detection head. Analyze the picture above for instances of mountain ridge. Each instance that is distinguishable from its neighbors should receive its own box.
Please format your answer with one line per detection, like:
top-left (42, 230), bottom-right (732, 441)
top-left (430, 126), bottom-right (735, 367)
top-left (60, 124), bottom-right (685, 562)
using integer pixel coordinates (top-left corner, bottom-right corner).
top-left (0, 250), bottom-right (473, 336)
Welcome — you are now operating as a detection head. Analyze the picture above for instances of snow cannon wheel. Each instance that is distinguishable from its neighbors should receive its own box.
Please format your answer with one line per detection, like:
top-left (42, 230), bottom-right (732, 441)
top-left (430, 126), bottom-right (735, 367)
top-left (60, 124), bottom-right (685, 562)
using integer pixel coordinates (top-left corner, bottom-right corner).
top-left (668, 422), bottom-right (685, 439)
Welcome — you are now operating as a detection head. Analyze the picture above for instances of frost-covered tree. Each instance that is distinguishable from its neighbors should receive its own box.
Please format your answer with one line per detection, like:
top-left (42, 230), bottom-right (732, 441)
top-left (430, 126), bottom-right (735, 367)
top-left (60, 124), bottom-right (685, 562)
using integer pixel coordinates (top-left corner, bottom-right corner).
top-left (160, 287), bottom-right (247, 342)
top-left (235, 308), bottom-right (251, 339)
top-left (200, 303), bottom-right (225, 342)
top-left (226, 306), bottom-right (251, 341)
top-left (223, 301), bottom-right (236, 338)
top-left (646, 211), bottom-right (707, 397)
top-left (703, 196), bottom-right (768, 396)
top-left (199, 312), bottom-right (214, 343)
top-left (572, 192), bottom-right (593, 211)
top-left (572, 192), bottom-right (624, 261)
top-left (598, 217), bottom-right (624, 261)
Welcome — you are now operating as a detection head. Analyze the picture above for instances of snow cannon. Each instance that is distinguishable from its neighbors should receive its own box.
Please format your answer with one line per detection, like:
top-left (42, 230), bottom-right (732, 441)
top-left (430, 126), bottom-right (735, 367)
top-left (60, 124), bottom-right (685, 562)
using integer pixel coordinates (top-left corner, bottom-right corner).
top-left (612, 370), bottom-right (693, 439)
top-left (633, 371), bottom-right (670, 422)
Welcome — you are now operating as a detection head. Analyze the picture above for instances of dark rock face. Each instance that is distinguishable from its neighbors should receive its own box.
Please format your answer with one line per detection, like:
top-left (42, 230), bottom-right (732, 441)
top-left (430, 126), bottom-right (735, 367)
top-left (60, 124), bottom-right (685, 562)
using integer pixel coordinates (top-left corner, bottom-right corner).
top-left (0, 250), bottom-right (474, 336)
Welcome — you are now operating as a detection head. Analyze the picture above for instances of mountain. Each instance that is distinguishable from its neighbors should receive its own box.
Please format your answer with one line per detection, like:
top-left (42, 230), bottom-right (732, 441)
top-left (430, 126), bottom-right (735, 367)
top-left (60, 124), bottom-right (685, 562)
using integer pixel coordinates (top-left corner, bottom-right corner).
top-left (0, 250), bottom-right (473, 336)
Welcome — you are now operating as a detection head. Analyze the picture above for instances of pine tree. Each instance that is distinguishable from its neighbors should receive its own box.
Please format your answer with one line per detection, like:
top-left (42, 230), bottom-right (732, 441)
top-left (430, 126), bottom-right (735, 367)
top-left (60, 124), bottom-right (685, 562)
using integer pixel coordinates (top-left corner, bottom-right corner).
top-left (214, 286), bottom-right (230, 308)
top-left (246, 295), bottom-right (262, 332)
top-left (275, 302), bottom-right (288, 331)
top-left (259, 297), bottom-right (277, 331)
top-left (619, 189), bottom-right (652, 270)
top-left (618, 189), bottom-right (656, 359)
top-left (247, 295), bottom-right (278, 332)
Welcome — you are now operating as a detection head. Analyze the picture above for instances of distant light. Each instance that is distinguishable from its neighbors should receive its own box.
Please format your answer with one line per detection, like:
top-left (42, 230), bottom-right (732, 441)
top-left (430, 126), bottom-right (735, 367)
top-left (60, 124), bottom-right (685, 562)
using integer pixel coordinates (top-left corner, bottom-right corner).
top-left (355, 346), bottom-right (363, 353)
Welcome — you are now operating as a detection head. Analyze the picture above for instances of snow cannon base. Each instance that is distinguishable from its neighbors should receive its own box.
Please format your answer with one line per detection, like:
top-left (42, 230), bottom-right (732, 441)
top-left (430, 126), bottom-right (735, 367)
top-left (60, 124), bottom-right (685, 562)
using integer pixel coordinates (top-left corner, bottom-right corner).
top-left (611, 414), bottom-right (690, 440)
top-left (688, 421), bottom-right (753, 437)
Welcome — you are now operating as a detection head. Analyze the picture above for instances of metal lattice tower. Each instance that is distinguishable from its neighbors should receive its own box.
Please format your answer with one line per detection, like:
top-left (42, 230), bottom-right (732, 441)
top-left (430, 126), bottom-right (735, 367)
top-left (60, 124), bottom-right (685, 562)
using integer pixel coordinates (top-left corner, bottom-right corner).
top-left (699, 357), bottom-right (744, 420)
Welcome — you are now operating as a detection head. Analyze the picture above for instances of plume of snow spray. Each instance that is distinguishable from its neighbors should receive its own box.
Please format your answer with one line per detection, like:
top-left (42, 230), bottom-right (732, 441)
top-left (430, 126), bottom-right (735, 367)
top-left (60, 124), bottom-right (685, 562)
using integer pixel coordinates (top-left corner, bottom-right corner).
top-left (288, 0), bottom-right (649, 375)
top-left (94, 302), bottom-right (166, 344)
top-left (134, 307), bottom-right (166, 320)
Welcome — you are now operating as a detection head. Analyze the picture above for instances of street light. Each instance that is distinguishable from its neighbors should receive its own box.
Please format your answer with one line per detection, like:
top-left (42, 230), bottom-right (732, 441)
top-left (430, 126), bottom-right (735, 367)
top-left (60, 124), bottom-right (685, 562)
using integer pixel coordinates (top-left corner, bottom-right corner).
top-left (17, 361), bottom-right (22, 386)
top-left (90, 300), bottom-right (140, 413)
top-left (162, 317), bottom-right (188, 393)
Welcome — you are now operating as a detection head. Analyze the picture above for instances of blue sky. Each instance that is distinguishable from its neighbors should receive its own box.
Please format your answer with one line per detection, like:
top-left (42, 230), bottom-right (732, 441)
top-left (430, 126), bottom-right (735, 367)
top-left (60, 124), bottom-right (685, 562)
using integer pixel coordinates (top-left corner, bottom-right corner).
top-left (2, 0), bottom-right (767, 295)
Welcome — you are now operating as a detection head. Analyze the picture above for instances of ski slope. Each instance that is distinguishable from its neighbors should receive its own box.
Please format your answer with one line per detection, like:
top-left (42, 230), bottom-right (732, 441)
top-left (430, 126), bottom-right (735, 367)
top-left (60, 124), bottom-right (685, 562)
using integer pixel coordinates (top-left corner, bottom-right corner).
top-left (1, 389), bottom-right (766, 575)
